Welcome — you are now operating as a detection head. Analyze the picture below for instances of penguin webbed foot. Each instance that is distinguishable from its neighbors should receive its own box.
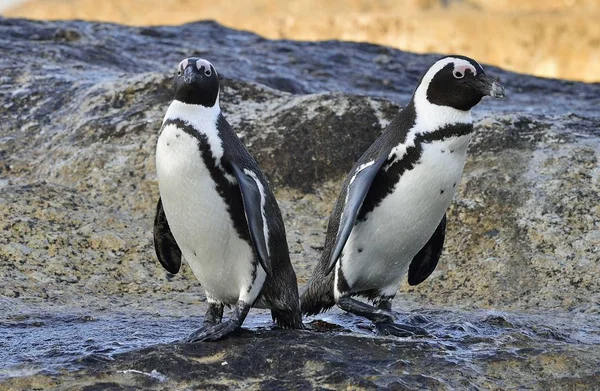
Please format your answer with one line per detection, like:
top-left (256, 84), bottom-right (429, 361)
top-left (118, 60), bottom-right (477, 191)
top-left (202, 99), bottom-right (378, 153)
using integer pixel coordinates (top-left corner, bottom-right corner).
top-left (374, 320), bottom-right (429, 338)
top-left (337, 296), bottom-right (429, 338)
top-left (184, 320), bottom-right (241, 342)
top-left (337, 296), bottom-right (395, 323)
top-left (184, 300), bottom-right (250, 343)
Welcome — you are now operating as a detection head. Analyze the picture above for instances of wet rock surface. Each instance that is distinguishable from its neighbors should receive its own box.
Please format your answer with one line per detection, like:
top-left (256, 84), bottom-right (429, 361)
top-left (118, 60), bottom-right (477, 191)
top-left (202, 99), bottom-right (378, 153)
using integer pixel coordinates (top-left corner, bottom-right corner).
top-left (3, 308), bottom-right (600, 390)
top-left (1, 18), bottom-right (600, 389)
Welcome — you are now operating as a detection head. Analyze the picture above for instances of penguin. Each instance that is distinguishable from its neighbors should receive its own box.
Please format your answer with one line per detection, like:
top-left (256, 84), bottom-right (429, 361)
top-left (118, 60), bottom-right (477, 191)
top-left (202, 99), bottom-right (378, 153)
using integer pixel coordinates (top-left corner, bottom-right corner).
top-left (154, 57), bottom-right (303, 342)
top-left (300, 55), bottom-right (505, 336)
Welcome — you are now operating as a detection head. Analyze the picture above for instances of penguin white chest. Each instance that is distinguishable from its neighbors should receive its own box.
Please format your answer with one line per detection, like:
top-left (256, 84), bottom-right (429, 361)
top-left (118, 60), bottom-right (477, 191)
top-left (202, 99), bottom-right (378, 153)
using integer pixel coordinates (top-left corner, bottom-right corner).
top-left (340, 134), bottom-right (471, 295)
top-left (155, 124), bottom-right (257, 304)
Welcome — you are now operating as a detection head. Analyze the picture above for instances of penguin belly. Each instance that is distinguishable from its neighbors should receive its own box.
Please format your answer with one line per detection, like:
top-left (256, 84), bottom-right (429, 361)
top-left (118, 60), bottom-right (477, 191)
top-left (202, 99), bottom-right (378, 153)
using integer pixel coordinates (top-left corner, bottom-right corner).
top-left (340, 135), bottom-right (471, 296)
top-left (156, 124), bottom-right (265, 305)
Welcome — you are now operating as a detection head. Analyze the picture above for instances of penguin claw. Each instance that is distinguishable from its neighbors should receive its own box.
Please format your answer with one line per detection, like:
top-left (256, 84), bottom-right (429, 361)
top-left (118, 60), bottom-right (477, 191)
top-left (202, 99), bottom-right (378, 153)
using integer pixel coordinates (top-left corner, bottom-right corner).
top-left (184, 321), bottom-right (240, 343)
top-left (375, 321), bottom-right (429, 338)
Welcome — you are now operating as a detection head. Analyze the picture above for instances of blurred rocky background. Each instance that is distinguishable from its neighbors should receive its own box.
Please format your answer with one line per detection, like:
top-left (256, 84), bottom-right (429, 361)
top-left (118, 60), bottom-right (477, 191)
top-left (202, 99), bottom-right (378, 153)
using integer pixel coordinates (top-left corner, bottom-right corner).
top-left (2, 0), bottom-right (600, 82)
top-left (0, 2), bottom-right (599, 389)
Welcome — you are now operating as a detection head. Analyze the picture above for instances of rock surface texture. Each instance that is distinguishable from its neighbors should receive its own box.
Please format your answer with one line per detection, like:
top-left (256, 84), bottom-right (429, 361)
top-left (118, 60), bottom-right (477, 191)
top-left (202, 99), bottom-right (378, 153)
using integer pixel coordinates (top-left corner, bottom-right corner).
top-left (1, 18), bottom-right (599, 390)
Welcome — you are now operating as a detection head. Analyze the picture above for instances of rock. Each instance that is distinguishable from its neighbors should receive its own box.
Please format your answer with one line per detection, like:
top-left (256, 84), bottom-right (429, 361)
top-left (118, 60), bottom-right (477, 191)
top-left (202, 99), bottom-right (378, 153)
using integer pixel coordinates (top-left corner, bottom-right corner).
top-left (3, 314), bottom-right (600, 390)
top-left (0, 18), bottom-right (599, 389)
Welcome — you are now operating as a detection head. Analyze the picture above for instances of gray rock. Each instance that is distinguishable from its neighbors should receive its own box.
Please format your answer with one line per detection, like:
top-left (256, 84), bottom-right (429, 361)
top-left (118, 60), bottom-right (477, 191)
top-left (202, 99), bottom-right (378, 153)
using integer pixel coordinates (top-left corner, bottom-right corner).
top-left (1, 18), bottom-right (599, 389)
top-left (3, 311), bottom-right (600, 390)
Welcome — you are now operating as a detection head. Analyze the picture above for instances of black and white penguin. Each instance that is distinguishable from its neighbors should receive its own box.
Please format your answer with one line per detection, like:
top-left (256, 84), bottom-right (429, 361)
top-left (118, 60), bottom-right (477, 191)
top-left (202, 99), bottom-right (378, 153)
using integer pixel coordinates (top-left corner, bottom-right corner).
top-left (154, 57), bottom-right (303, 342)
top-left (300, 55), bottom-right (505, 336)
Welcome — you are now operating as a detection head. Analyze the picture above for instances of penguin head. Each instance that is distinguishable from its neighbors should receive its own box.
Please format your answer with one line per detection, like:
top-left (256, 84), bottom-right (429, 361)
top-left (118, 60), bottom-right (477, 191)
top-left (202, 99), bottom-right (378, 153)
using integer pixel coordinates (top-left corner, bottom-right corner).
top-left (173, 58), bottom-right (220, 107)
top-left (415, 55), bottom-right (505, 112)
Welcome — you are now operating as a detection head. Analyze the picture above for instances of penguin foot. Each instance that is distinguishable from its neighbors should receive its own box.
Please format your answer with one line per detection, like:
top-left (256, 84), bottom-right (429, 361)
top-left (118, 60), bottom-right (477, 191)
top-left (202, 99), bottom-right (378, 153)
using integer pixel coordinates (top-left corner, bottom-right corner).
top-left (184, 300), bottom-right (251, 343)
top-left (184, 321), bottom-right (240, 342)
top-left (337, 296), bottom-right (395, 323)
top-left (374, 321), bottom-right (429, 338)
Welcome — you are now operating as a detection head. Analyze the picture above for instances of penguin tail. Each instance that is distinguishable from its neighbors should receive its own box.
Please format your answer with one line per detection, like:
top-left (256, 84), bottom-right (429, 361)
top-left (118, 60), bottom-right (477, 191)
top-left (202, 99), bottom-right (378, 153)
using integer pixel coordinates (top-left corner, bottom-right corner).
top-left (300, 269), bottom-right (336, 316)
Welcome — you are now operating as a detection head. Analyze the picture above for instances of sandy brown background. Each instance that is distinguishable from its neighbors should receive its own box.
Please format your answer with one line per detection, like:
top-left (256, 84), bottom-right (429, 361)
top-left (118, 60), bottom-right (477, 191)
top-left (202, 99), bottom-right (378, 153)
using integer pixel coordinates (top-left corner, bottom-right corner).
top-left (3, 0), bottom-right (600, 83)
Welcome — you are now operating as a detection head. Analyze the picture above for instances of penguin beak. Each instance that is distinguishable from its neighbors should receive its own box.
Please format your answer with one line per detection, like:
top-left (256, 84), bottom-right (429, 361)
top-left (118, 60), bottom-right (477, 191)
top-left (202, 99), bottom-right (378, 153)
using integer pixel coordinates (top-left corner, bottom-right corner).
top-left (183, 66), bottom-right (198, 84)
top-left (488, 80), bottom-right (505, 99)
top-left (475, 74), bottom-right (505, 99)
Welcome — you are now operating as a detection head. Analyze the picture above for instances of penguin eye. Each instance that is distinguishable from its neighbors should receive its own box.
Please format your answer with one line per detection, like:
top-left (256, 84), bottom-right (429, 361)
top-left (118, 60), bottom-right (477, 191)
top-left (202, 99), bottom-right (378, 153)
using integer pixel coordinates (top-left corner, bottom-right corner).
top-left (177, 68), bottom-right (182, 77)
top-left (453, 70), bottom-right (464, 79)
top-left (204, 68), bottom-right (212, 77)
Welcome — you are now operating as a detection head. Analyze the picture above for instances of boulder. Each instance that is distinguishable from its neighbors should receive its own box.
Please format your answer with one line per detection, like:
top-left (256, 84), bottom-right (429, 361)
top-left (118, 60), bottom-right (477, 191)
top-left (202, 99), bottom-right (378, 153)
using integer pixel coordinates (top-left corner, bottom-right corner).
top-left (1, 18), bottom-right (599, 389)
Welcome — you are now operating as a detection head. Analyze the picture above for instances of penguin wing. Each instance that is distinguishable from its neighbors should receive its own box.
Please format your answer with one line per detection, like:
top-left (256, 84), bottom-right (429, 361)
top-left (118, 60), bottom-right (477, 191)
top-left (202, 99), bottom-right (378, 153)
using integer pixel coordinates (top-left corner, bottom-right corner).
top-left (326, 154), bottom-right (388, 275)
top-left (229, 162), bottom-right (272, 276)
top-left (153, 197), bottom-right (182, 274)
top-left (407, 214), bottom-right (446, 285)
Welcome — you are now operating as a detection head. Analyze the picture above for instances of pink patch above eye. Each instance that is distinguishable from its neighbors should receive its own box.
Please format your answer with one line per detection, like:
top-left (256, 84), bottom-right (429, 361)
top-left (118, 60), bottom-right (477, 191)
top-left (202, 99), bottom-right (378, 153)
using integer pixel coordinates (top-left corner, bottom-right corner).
top-left (453, 63), bottom-right (476, 77)
top-left (196, 59), bottom-right (212, 72)
top-left (178, 59), bottom-right (189, 70)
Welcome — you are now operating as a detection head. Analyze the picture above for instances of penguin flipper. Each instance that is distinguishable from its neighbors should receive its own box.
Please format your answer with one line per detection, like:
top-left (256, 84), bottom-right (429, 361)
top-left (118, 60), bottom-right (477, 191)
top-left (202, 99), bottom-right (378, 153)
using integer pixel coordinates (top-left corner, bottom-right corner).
top-left (153, 197), bottom-right (182, 274)
top-left (229, 163), bottom-right (272, 276)
top-left (407, 214), bottom-right (446, 286)
top-left (326, 154), bottom-right (388, 275)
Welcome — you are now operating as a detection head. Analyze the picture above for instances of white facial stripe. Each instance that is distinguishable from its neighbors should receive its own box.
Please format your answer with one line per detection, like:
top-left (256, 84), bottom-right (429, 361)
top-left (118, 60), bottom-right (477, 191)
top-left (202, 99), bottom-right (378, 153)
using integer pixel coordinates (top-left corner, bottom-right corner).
top-left (453, 63), bottom-right (476, 77)
top-left (178, 59), bottom-right (189, 72)
top-left (412, 57), bottom-right (474, 131)
top-left (421, 57), bottom-right (478, 85)
top-left (177, 58), bottom-right (216, 75)
top-left (196, 59), bottom-right (213, 73)
top-left (243, 169), bottom-right (270, 258)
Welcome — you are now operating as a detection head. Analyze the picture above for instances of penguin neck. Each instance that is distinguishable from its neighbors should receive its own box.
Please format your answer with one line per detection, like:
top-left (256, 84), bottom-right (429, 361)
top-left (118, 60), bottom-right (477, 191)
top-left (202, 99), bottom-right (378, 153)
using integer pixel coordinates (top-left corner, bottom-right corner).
top-left (163, 99), bottom-right (222, 131)
top-left (163, 98), bottom-right (226, 166)
top-left (412, 79), bottom-right (473, 133)
top-left (384, 96), bottom-right (473, 167)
